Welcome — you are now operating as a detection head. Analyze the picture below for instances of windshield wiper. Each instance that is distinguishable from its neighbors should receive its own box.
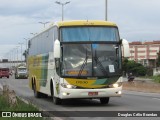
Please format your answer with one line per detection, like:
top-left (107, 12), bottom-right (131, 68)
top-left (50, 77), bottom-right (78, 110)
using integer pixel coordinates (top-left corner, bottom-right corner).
top-left (78, 50), bottom-right (88, 77)
top-left (94, 50), bottom-right (109, 77)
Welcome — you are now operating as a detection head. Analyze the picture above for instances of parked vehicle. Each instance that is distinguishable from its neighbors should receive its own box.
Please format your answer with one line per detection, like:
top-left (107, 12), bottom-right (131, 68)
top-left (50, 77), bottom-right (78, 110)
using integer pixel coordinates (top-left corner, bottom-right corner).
top-left (128, 73), bottom-right (135, 82)
top-left (0, 68), bottom-right (10, 78)
top-left (15, 66), bottom-right (28, 79)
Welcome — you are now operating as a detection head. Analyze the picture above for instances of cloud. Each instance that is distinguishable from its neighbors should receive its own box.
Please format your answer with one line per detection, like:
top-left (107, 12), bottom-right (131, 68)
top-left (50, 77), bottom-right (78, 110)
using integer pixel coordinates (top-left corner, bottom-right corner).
top-left (108, 0), bottom-right (160, 41)
top-left (0, 15), bottom-right (41, 45)
top-left (0, 0), bottom-right (51, 16)
top-left (1, 0), bottom-right (160, 59)
top-left (65, 0), bottom-right (105, 20)
top-left (0, 44), bottom-right (17, 59)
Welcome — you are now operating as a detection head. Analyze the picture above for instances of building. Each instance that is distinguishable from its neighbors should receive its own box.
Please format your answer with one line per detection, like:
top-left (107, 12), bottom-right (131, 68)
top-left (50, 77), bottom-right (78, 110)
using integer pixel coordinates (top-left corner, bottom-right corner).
top-left (0, 60), bottom-right (25, 68)
top-left (129, 41), bottom-right (160, 68)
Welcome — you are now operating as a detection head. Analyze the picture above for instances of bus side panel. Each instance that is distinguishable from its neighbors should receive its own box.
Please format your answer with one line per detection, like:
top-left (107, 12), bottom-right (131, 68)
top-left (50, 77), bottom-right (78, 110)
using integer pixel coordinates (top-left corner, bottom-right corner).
top-left (44, 52), bottom-right (55, 95)
top-left (28, 27), bottom-right (55, 93)
top-left (39, 53), bottom-right (54, 95)
top-left (28, 56), bottom-right (34, 89)
top-left (28, 55), bottom-right (42, 92)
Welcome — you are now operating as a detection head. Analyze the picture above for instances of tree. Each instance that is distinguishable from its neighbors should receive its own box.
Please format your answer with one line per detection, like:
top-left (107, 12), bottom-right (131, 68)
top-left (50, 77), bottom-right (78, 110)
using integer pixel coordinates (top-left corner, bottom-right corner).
top-left (23, 49), bottom-right (28, 62)
top-left (122, 59), bottom-right (147, 76)
top-left (156, 51), bottom-right (160, 67)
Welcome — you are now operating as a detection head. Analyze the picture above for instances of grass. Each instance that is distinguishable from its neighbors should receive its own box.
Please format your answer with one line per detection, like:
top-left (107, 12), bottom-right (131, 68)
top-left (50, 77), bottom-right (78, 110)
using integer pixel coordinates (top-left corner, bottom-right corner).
top-left (152, 75), bottom-right (160, 83)
top-left (139, 75), bottom-right (160, 83)
top-left (0, 95), bottom-right (45, 120)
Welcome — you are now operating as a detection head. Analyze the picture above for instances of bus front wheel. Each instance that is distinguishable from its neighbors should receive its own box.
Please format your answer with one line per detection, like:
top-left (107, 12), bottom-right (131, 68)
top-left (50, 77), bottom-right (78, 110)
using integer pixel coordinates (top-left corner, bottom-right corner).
top-left (53, 96), bottom-right (62, 105)
top-left (52, 88), bottom-right (62, 105)
top-left (100, 97), bottom-right (110, 104)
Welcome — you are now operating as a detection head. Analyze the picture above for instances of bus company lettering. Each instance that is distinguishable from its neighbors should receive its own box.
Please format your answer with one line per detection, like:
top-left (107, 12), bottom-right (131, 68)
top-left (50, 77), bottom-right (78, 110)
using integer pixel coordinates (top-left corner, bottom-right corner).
top-left (76, 81), bottom-right (88, 84)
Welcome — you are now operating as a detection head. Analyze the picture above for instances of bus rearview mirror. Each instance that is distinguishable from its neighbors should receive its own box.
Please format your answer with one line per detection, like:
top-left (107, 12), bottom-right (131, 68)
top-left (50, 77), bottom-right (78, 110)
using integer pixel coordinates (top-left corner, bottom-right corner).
top-left (121, 39), bottom-right (130, 58)
top-left (54, 39), bottom-right (60, 58)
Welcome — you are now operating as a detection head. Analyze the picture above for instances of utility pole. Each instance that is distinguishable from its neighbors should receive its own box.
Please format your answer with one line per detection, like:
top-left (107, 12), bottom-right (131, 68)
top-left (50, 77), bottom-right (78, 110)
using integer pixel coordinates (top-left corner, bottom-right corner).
top-left (24, 38), bottom-right (30, 50)
top-left (16, 46), bottom-right (19, 61)
top-left (24, 38), bottom-right (30, 63)
top-left (18, 42), bottom-right (23, 63)
top-left (55, 1), bottom-right (70, 21)
top-left (105, 0), bottom-right (108, 21)
top-left (39, 22), bottom-right (49, 28)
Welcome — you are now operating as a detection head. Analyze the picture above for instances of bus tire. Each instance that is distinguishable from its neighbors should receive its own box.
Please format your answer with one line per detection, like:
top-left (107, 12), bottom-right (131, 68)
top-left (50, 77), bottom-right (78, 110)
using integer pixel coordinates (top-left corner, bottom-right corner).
top-left (100, 97), bottom-right (110, 104)
top-left (33, 83), bottom-right (41, 98)
top-left (52, 88), bottom-right (62, 105)
top-left (53, 96), bottom-right (62, 105)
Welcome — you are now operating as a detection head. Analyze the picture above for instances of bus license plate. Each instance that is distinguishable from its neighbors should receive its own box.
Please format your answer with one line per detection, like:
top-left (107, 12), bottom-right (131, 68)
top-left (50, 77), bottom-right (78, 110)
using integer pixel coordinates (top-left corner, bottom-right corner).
top-left (88, 92), bottom-right (98, 96)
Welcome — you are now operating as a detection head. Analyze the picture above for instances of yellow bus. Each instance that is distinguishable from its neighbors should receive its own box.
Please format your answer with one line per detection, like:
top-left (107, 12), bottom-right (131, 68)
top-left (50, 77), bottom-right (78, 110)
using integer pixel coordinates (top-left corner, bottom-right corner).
top-left (28, 20), bottom-right (129, 105)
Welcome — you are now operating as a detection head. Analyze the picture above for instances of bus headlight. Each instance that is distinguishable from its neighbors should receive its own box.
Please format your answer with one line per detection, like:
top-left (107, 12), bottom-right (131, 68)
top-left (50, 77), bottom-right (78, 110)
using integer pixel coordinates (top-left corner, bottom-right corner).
top-left (61, 83), bottom-right (77, 89)
top-left (113, 83), bottom-right (119, 88)
top-left (109, 82), bottom-right (122, 88)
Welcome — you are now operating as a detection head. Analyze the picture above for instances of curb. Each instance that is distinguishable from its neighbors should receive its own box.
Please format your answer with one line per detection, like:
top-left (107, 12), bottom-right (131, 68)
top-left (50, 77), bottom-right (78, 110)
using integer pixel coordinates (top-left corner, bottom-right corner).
top-left (17, 96), bottom-right (62, 120)
top-left (123, 81), bottom-right (160, 93)
top-left (0, 83), bottom-right (61, 120)
top-left (0, 83), bottom-right (2, 95)
top-left (0, 83), bottom-right (3, 90)
top-left (0, 83), bottom-right (3, 95)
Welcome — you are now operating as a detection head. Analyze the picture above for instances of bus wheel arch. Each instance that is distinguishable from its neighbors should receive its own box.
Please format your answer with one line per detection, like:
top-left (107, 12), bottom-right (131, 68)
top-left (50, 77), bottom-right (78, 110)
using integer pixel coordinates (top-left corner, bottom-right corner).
top-left (33, 77), bottom-right (41, 98)
top-left (50, 79), bottom-right (62, 105)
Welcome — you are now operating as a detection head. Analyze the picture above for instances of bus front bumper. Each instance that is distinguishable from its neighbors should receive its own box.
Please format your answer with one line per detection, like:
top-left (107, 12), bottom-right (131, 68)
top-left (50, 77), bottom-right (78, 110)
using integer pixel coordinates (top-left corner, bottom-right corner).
top-left (59, 87), bottom-right (122, 99)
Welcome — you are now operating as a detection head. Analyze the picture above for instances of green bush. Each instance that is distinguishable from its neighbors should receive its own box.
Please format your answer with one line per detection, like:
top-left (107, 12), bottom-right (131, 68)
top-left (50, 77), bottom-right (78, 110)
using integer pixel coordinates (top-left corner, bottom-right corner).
top-left (137, 66), bottom-right (147, 76)
top-left (152, 75), bottom-right (160, 83)
top-left (122, 59), bottom-right (147, 76)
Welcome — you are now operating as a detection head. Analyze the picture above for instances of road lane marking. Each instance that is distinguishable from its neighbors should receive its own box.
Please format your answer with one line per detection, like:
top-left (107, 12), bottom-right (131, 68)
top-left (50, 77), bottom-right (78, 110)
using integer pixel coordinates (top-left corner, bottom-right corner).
top-left (152, 98), bottom-right (160, 101)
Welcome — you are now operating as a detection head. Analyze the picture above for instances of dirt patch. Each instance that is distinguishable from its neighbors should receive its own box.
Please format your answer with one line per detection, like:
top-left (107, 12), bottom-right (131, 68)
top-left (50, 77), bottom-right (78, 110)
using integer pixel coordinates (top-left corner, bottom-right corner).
top-left (123, 81), bottom-right (160, 93)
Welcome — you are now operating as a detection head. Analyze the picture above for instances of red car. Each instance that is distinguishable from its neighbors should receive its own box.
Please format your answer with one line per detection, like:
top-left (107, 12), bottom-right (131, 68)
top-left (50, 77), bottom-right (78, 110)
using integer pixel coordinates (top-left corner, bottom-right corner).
top-left (0, 68), bottom-right (10, 78)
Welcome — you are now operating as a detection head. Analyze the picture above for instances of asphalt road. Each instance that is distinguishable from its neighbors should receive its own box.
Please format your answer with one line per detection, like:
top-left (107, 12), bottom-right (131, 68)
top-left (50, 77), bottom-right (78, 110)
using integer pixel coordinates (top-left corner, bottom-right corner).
top-left (0, 76), bottom-right (160, 120)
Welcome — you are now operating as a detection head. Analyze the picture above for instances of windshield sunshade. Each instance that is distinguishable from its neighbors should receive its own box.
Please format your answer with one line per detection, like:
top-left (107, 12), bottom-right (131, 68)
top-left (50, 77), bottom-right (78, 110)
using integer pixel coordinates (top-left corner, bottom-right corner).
top-left (61, 27), bottom-right (119, 42)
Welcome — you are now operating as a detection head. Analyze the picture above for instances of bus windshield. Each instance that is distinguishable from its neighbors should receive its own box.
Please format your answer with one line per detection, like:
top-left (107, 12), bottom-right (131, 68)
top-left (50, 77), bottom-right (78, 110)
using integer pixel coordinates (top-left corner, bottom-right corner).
top-left (61, 43), bottom-right (122, 78)
top-left (18, 68), bottom-right (27, 73)
top-left (61, 27), bottom-right (119, 42)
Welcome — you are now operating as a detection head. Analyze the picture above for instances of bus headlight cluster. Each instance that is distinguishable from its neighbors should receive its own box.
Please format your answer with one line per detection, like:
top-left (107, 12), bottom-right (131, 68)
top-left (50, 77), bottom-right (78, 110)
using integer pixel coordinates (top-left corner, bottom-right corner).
top-left (118, 91), bottom-right (122, 94)
top-left (113, 83), bottom-right (119, 88)
top-left (109, 82), bottom-right (122, 88)
top-left (61, 83), bottom-right (77, 89)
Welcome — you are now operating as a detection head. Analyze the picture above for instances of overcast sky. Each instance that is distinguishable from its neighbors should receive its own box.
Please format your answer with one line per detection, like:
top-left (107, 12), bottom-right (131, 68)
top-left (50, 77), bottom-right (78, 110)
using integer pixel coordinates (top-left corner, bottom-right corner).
top-left (0, 0), bottom-right (160, 59)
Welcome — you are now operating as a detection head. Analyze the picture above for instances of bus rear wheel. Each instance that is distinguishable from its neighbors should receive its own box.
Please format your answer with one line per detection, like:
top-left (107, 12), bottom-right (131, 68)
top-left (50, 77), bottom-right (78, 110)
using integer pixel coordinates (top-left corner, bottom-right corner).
top-left (100, 97), bottom-right (110, 104)
top-left (33, 83), bottom-right (41, 98)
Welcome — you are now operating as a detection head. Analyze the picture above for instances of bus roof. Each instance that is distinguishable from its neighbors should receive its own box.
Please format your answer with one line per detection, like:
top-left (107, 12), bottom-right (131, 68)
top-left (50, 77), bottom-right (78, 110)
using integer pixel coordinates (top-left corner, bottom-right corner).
top-left (55, 20), bottom-right (117, 27)
top-left (30, 20), bottom-right (117, 40)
